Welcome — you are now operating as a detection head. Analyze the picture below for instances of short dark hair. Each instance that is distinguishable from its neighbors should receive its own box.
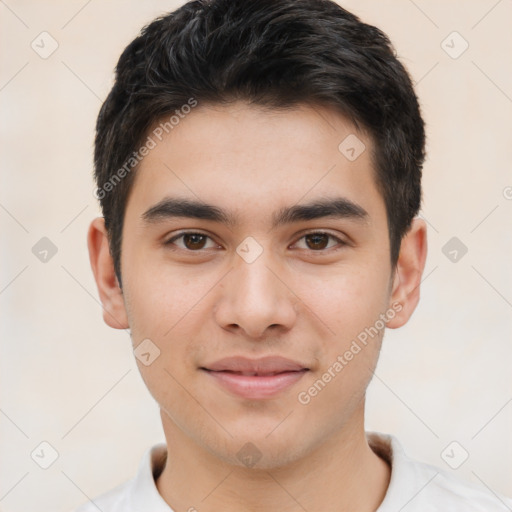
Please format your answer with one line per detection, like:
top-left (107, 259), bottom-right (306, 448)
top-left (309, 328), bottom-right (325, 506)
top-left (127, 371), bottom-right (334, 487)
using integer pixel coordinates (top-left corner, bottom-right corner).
top-left (94, 0), bottom-right (425, 286)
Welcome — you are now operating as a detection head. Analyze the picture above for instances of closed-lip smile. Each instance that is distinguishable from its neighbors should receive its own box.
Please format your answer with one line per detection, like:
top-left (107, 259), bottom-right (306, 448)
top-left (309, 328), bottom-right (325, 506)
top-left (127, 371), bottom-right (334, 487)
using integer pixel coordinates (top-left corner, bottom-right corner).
top-left (200, 356), bottom-right (309, 399)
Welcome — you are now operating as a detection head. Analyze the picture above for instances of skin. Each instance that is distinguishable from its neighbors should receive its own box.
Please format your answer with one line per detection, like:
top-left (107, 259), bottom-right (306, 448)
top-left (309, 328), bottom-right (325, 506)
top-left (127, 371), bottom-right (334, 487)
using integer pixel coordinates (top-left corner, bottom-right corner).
top-left (88, 101), bottom-right (427, 512)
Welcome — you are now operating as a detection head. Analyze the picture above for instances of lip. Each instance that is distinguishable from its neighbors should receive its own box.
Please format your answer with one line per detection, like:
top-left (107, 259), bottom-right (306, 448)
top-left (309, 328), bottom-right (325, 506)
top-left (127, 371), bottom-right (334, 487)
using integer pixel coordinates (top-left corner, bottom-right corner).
top-left (201, 356), bottom-right (309, 399)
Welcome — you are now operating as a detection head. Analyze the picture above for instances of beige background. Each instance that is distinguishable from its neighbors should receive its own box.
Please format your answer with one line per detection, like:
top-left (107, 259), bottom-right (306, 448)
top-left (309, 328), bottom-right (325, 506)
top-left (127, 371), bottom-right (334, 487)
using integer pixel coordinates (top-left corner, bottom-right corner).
top-left (1, 1), bottom-right (511, 511)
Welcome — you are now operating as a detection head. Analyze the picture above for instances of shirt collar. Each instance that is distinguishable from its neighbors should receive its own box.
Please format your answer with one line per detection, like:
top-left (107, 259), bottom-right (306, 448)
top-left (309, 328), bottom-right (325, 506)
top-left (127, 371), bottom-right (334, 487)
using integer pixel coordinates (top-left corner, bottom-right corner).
top-left (367, 431), bottom-right (439, 512)
top-left (129, 442), bottom-right (173, 511)
top-left (129, 432), bottom-right (412, 511)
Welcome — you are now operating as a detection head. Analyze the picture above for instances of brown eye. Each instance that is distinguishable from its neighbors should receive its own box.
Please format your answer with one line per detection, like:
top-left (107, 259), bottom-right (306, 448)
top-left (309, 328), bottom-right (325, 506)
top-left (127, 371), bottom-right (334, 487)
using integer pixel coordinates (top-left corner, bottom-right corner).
top-left (182, 233), bottom-right (207, 250)
top-left (293, 232), bottom-right (345, 251)
top-left (305, 233), bottom-right (330, 250)
top-left (165, 232), bottom-right (217, 251)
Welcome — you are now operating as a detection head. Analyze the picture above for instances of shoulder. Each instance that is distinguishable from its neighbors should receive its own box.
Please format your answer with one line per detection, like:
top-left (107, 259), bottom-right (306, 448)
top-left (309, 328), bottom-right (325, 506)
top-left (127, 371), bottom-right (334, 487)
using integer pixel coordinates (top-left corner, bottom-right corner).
top-left (427, 470), bottom-right (512, 511)
top-left (70, 478), bottom-right (133, 512)
top-left (368, 432), bottom-right (512, 512)
top-left (69, 443), bottom-right (170, 512)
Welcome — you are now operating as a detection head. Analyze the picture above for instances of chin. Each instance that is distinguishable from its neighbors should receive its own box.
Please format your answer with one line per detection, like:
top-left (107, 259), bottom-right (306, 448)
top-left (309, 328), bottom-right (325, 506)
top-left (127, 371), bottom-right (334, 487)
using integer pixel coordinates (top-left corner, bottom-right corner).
top-left (205, 427), bottom-right (316, 471)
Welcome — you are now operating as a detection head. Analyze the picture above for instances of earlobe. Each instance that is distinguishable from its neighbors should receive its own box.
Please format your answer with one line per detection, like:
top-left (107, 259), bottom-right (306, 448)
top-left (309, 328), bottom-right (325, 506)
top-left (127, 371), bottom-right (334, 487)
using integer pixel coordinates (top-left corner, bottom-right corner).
top-left (87, 217), bottom-right (129, 330)
top-left (386, 218), bottom-right (428, 329)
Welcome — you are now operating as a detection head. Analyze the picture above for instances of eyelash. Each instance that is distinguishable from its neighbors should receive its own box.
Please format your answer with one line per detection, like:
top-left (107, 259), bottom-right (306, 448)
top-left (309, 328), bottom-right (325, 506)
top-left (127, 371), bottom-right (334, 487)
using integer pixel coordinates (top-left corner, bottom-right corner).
top-left (164, 231), bottom-right (347, 252)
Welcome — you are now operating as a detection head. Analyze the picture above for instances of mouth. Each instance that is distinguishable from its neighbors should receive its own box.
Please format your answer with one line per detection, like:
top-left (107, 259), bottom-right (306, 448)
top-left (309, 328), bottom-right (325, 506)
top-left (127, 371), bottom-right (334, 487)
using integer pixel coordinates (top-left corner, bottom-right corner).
top-left (200, 356), bottom-right (309, 399)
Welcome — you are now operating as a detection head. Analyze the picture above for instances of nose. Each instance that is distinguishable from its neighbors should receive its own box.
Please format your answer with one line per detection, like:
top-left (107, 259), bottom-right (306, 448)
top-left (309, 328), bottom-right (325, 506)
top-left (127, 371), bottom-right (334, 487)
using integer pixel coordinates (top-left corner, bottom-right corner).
top-left (213, 251), bottom-right (298, 340)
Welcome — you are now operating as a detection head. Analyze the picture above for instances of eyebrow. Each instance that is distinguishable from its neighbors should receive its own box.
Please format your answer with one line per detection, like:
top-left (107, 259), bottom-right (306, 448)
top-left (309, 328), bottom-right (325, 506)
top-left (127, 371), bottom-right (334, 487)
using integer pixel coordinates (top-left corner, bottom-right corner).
top-left (142, 196), bottom-right (369, 229)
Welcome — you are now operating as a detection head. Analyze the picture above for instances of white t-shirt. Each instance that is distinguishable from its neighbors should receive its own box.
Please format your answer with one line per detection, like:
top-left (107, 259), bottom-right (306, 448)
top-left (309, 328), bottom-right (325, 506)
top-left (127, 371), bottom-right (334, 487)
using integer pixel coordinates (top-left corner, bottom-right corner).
top-left (72, 432), bottom-right (512, 511)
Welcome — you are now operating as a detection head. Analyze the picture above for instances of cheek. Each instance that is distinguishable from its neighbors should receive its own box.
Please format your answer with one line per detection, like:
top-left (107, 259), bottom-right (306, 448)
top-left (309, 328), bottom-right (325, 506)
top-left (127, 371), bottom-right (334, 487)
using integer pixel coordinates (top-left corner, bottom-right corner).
top-left (123, 258), bottom-right (214, 396)
top-left (295, 269), bottom-right (388, 416)
top-left (124, 254), bottom-right (203, 338)
top-left (301, 264), bottom-right (391, 343)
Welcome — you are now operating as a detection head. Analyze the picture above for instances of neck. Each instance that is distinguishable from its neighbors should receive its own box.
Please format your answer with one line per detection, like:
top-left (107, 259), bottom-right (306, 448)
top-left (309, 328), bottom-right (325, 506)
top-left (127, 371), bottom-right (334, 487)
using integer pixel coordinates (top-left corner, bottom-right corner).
top-left (156, 408), bottom-right (391, 512)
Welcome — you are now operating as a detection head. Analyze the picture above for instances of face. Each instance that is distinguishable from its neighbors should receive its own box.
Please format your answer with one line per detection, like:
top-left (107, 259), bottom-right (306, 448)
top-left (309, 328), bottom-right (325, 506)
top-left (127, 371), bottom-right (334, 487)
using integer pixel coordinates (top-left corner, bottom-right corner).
top-left (90, 101), bottom-right (425, 469)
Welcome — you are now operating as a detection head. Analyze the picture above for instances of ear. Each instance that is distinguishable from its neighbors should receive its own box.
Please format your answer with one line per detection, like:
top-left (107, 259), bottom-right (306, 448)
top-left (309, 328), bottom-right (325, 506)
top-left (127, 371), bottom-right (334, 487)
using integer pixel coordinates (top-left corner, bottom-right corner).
top-left (386, 217), bottom-right (428, 329)
top-left (87, 217), bottom-right (129, 330)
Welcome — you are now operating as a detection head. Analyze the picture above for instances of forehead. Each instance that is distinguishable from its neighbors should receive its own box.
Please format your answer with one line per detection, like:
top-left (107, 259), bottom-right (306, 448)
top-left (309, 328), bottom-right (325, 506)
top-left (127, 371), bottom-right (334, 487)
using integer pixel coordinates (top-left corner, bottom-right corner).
top-left (125, 101), bottom-right (383, 227)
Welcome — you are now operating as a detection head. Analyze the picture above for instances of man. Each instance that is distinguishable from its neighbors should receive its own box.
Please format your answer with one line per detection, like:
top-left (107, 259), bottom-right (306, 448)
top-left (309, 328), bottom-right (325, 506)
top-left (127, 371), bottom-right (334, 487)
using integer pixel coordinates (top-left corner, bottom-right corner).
top-left (80, 0), bottom-right (512, 510)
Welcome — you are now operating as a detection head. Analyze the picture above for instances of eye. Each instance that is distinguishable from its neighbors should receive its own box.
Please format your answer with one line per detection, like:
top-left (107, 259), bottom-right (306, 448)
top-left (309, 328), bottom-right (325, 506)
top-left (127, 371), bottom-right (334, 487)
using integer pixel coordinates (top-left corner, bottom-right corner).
top-left (164, 232), bottom-right (219, 251)
top-left (293, 231), bottom-right (346, 251)
top-left (164, 231), bottom-right (346, 252)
